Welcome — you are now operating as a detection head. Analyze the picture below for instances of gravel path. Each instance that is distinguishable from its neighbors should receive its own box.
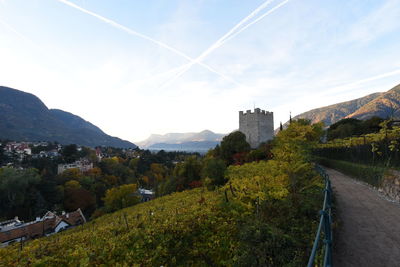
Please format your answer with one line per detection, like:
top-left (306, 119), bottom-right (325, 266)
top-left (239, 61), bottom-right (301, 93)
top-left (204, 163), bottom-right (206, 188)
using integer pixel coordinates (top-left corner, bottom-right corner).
top-left (327, 168), bottom-right (400, 267)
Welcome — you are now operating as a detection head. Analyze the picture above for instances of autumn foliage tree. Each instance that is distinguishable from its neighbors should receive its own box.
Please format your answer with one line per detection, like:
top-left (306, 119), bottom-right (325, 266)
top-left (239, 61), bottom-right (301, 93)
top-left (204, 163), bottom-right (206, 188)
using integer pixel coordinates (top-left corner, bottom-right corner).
top-left (63, 180), bottom-right (96, 215)
top-left (173, 156), bottom-right (202, 190)
top-left (103, 184), bottom-right (140, 212)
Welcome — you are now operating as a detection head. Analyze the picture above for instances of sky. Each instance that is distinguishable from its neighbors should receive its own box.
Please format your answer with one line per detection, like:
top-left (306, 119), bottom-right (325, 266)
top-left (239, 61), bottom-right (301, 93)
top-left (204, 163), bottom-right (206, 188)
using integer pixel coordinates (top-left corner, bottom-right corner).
top-left (1, 0), bottom-right (400, 143)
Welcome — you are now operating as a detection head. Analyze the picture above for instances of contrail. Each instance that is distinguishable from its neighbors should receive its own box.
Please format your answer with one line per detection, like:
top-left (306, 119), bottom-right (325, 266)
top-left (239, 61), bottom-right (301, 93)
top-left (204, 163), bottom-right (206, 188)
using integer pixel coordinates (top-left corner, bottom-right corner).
top-left (209, 0), bottom-right (276, 49)
top-left (222, 0), bottom-right (291, 44)
top-left (340, 69), bottom-right (400, 88)
top-left (157, 0), bottom-right (291, 90)
top-left (56, 0), bottom-right (242, 86)
top-left (0, 18), bottom-right (40, 47)
top-left (322, 68), bottom-right (400, 96)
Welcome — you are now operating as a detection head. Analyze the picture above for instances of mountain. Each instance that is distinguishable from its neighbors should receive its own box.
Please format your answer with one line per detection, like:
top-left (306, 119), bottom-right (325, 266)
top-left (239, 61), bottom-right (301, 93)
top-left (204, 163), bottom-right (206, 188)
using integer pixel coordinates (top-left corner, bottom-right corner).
top-left (347, 84), bottom-right (400, 120)
top-left (289, 83), bottom-right (400, 128)
top-left (290, 92), bottom-right (383, 126)
top-left (0, 86), bottom-right (136, 148)
top-left (137, 130), bottom-right (225, 152)
top-left (147, 141), bottom-right (221, 152)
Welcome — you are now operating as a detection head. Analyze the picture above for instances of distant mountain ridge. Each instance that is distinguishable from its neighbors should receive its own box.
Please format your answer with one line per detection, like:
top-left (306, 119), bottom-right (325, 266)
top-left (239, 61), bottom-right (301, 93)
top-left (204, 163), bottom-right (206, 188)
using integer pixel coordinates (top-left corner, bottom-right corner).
top-left (0, 86), bottom-right (136, 148)
top-left (137, 130), bottom-right (226, 152)
top-left (147, 141), bottom-right (221, 152)
top-left (290, 83), bottom-right (400, 127)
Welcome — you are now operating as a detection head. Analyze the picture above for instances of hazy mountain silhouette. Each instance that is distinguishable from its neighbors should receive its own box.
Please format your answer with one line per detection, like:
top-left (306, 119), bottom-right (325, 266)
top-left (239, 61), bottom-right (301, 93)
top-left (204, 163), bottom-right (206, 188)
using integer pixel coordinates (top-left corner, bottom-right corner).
top-left (137, 130), bottom-right (225, 151)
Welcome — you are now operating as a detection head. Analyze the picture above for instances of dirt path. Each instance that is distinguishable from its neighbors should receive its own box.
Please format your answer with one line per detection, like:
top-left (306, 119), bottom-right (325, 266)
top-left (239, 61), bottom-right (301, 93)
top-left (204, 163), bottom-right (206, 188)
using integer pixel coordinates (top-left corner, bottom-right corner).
top-left (327, 168), bottom-right (400, 267)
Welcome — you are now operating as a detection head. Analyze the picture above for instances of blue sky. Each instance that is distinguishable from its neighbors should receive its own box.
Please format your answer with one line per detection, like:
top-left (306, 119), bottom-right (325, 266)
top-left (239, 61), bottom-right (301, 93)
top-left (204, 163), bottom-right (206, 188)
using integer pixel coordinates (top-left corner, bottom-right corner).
top-left (1, 0), bottom-right (400, 142)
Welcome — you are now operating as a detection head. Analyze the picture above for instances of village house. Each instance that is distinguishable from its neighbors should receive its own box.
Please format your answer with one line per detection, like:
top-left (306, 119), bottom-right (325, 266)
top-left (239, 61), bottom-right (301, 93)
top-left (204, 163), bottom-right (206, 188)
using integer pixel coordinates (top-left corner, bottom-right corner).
top-left (95, 147), bottom-right (103, 162)
top-left (138, 188), bottom-right (155, 202)
top-left (32, 149), bottom-right (60, 159)
top-left (57, 159), bottom-right (93, 174)
top-left (32, 141), bottom-right (49, 147)
top-left (0, 209), bottom-right (86, 247)
top-left (4, 142), bottom-right (32, 156)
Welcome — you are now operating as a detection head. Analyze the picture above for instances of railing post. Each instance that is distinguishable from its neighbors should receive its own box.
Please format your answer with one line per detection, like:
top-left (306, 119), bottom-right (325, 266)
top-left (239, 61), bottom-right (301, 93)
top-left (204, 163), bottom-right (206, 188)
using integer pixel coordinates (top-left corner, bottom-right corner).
top-left (322, 210), bottom-right (332, 267)
top-left (308, 165), bottom-right (333, 267)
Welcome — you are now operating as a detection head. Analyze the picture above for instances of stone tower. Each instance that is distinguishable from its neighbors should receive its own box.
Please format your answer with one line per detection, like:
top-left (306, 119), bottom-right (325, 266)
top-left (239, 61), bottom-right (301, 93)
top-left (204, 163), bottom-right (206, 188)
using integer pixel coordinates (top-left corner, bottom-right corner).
top-left (239, 108), bottom-right (274, 148)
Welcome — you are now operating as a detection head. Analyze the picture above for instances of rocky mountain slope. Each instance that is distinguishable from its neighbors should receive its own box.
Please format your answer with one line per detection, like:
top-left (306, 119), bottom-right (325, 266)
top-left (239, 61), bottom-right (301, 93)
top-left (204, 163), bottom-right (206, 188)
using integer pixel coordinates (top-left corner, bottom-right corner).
top-left (0, 86), bottom-right (136, 148)
top-left (347, 84), bottom-right (400, 120)
top-left (291, 83), bottom-right (400, 126)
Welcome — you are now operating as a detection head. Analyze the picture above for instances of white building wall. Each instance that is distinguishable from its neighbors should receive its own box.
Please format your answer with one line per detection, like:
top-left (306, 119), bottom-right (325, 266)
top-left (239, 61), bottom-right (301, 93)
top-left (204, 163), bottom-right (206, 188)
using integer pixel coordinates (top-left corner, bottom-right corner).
top-left (55, 221), bottom-right (70, 233)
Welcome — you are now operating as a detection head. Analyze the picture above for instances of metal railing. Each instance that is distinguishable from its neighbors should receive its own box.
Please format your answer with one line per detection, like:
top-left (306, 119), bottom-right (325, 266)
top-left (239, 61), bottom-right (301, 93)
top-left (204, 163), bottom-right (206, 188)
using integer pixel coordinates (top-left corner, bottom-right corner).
top-left (307, 165), bottom-right (333, 267)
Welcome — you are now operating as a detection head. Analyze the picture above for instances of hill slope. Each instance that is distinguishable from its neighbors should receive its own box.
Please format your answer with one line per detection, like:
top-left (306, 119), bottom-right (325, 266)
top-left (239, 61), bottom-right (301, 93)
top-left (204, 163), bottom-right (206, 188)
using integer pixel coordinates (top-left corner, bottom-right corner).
top-left (347, 84), bottom-right (400, 120)
top-left (291, 83), bottom-right (400, 127)
top-left (291, 92), bottom-right (383, 126)
top-left (0, 86), bottom-right (136, 148)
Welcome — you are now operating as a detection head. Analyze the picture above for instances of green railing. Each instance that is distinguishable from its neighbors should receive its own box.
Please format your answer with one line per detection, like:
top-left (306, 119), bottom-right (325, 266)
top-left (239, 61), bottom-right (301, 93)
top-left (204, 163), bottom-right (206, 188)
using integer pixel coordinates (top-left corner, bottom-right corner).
top-left (307, 165), bottom-right (333, 267)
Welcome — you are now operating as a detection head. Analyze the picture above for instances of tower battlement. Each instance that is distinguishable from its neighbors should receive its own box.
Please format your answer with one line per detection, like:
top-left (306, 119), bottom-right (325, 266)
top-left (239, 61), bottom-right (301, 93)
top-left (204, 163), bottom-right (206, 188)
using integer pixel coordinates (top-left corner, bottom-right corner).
top-left (239, 108), bottom-right (274, 148)
top-left (239, 108), bottom-right (273, 116)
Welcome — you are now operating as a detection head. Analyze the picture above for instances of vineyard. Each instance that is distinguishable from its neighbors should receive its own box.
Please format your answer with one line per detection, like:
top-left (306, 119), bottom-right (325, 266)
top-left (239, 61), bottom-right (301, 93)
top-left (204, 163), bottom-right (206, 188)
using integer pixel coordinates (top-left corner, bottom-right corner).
top-left (0, 120), bottom-right (324, 266)
top-left (1, 188), bottom-right (238, 266)
top-left (315, 124), bottom-right (400, 168)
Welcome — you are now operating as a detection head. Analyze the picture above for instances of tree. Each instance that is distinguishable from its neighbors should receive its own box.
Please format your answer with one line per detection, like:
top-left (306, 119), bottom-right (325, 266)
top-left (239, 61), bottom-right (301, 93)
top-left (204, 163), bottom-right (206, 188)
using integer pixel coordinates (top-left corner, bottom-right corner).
top-left (327, 117), bottom-right (384, 141)
top-left (361, 116), bottom-right (384, 134)
top-left (201, 158), bottom-right (227, 187)
top-left (0, 143), bottom-right (5, 165)
top-left (142, 163), bottom-right (167, 188)
top-left (173, 156), bottom-right (202, 190)
top-left (246, 146), bottom-right (270, 162)
top-left (64, 186), bottom-right (96, 215)
top-left (0, 168), bottom-right (42, 219)
top-left (327, 118), bottom-right (361, 140)
top-left (62, 144), bottom-right (79, 163)
top-left (129, 158), bottom-right (140, 174)
top-left (85, 148), bottom-right (98, 163)
top-left (219, 131), bottom-right (250, 164)
top-left (103, 184), bottom-right (140, 212)
top-left (272, 119), bottom-right (323, 197)
top-left (65, 180), bottom-right (81, 189)
top-left (57, 168), bottom-right (83, 184)
top-left (100, 157), bottom-right (134, 184)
